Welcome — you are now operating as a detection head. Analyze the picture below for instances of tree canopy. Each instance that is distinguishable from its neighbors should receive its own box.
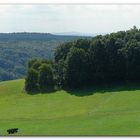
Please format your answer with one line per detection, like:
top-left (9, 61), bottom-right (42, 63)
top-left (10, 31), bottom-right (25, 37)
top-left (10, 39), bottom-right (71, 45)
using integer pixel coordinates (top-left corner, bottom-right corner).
top-left (25, 26), bottom-right (140, 92)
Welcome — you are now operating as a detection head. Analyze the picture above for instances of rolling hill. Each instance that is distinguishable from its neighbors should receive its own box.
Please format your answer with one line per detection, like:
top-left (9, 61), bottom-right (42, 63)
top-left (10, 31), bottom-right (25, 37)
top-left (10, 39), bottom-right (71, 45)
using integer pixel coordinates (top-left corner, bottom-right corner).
top-left (1, 79), bottom-right (140, 135)
top-left (0, 33), bottom-right (89, 81)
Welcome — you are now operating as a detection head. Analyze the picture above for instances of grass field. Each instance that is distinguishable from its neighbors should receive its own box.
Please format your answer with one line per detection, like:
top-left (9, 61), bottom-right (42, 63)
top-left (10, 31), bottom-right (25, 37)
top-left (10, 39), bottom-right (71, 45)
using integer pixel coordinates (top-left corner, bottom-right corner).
top-left (1, 79), bottom-right (140, 135)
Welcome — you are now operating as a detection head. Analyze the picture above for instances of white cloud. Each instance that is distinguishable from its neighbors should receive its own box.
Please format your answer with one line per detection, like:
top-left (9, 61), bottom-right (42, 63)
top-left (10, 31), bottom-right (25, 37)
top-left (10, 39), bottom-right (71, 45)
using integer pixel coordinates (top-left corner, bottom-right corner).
top-left (0, 5), bottom-right (139, 33)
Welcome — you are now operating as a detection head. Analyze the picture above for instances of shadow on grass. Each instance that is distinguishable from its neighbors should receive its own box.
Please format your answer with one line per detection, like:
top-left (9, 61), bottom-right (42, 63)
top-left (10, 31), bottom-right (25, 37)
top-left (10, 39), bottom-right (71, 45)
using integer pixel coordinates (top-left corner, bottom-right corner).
top-left (25, 82), bottom-right (140, 97)
top-left (26, 88), bottom-right (56, 95)
top-left (65, 82), bottom-right (140, 97)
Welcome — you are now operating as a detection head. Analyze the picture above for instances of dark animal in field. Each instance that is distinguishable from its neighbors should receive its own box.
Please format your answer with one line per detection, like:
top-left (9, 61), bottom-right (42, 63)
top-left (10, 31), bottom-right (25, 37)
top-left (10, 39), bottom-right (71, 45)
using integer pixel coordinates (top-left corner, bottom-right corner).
top-left (7, 128), bottom-right (18, 134)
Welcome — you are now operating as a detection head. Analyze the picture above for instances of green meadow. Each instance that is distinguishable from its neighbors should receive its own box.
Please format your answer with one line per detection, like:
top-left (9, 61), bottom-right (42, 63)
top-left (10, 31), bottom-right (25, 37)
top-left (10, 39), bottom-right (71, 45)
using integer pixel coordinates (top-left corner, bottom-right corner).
top-left (1, 79), bottom-right (140, 135)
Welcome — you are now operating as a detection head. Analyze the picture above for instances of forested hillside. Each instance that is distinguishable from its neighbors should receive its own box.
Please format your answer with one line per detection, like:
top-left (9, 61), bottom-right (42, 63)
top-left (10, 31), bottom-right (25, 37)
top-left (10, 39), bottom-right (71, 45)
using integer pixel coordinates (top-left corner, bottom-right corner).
top-left (0, 33), bottom-right (86, 81)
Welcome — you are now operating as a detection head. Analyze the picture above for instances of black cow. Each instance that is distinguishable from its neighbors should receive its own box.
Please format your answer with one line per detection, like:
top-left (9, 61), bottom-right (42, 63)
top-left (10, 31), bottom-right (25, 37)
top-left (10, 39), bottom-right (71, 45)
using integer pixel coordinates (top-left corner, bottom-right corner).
top-left (7, 128), bottom-right (18, 134)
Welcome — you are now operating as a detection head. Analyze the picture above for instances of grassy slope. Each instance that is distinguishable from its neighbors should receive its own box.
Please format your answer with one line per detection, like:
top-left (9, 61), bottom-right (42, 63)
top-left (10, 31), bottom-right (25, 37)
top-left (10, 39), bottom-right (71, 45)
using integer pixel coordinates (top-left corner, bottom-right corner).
top-left (1, 79), bottom-right (140, 135)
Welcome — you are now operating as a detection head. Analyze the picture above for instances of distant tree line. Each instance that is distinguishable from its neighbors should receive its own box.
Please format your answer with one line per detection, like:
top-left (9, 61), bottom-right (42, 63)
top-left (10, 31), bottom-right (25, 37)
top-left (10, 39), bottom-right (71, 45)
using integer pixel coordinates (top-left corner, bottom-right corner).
top-left (25, 26), bottom-right (140, 92)
top-left (0, 32), bottom-right (84, 41)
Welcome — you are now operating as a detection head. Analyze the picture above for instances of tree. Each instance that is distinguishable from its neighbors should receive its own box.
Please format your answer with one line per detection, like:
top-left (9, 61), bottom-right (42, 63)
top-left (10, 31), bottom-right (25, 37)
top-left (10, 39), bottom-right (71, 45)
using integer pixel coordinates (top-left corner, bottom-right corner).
top-left (25, 68), bottom-right (39, 92)
top-left (74, 39), bottom-right (90, 50)
top-left (121, 40), bottom-right (140, 82)
top-left (65, 47), bottom-right (89, 88)
top-left (88, 38), bottom-right (107, 84)
top-left (105, 35), bottom-right (125, 82)
top-left (54, 42), bottom-right (73, 63)
top-left (39, 64), bottom-right (54, 91)
top-left (28, 59), bottom-right (38, 69)
top-left (32, 60), bottom-right (42, 71)
top-left (54, 59), bottom-right (67, 88)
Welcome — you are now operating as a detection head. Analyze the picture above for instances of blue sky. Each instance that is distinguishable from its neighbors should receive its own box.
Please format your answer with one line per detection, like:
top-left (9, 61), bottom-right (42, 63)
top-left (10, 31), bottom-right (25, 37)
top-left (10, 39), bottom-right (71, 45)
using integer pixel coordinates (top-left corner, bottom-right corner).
top-left (0, 5), bottom-right (139, 33)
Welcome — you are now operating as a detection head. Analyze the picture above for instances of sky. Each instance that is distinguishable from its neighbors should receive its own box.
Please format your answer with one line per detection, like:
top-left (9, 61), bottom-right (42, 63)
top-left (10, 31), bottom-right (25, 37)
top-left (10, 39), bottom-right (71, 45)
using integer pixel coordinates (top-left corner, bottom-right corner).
top-left (0, 5), bottom-right (140, 34)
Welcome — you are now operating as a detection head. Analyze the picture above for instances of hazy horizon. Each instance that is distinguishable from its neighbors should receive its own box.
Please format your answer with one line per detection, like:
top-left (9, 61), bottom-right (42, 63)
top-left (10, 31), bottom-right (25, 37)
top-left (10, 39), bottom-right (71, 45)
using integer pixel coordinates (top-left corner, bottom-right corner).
top-left (0, 5), bottom-right (139, 33)
top-left (0, 31), bottom-right (106, 36)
